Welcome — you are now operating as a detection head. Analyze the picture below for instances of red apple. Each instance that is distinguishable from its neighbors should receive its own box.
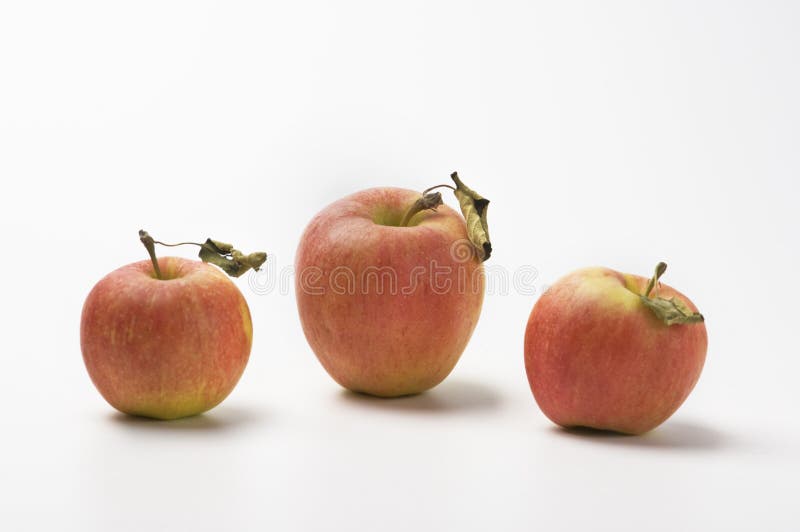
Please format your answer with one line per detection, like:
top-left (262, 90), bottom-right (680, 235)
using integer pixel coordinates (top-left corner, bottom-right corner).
top-left (81, 257), bottom-right (252, 419)
top-left (524, 264), bottom-right (707, 434)
top-left (295, 187), bottom-right (485, 397)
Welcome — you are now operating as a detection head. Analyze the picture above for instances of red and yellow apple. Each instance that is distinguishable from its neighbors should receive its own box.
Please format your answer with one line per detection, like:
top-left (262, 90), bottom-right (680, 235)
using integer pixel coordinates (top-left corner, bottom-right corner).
top-left (81, 257), bottom-right (252, 419)
top-left (524, 264), bottom-right (707, 434)
top-left (295, 187), bottom-right (485, 397)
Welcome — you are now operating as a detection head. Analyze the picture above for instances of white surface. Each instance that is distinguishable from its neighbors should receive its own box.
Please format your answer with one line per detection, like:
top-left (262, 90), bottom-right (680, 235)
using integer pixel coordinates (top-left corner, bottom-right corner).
top-left (2, 1), bottom-right (799, 531)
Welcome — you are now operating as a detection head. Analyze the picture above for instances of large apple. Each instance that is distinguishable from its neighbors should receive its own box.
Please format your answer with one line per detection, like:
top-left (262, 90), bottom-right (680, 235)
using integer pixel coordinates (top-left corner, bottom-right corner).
top-left (81, 256), bottom-right (253, 419)
top-left (295, 185), bottom-right (486, 397)
top-left (524, 263), bottom-right (707, 434)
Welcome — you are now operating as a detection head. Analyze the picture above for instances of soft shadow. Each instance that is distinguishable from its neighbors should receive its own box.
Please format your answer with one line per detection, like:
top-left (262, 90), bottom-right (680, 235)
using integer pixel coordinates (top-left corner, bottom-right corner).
top-left (552, 420), bottom-right (730, 452)
top-left (339, 379), bottom-right (503, 414)
top-left (109, 405), bottom-right (263, 433)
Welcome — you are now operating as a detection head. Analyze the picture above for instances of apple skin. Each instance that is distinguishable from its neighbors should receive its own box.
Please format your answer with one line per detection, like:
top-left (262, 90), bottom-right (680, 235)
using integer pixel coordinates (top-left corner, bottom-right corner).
top-left (81, 257), bottom-right (252, 419)
top-left (524, 267), bottom-right (707, 435)
top-left (295, 187), bottom-right (484, 397)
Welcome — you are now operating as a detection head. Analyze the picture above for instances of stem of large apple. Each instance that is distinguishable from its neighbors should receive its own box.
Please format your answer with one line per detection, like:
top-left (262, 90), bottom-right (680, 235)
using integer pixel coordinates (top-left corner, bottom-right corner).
top-left (396, 172), bottom-right (492, 260)
top-left (643, 261), bottom-right (668, 297)
top-left (139, 230), bottom-right (163, 280)
top-left (398, 191), bottom-right (444, 227)
top-left (422, 184), bottom-right (456, 195)
top-left (639, 262), bottom-right (705, 325)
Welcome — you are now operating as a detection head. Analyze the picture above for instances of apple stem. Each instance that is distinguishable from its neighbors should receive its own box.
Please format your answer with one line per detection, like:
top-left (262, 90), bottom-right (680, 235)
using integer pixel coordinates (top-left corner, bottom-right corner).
top-left (138, 229), bottom-right (267, 278)
top-left (151, 240), bottom-right (204, 248)
top-left (639, 262), bottom-right (705, 325)
top-left (399, 191), bottom-right (444, 227)
top-left (400, 172), bottom-right (492, 260)
top-left (139, 230), bottom-right (163, 280)
top-left (643, 261), bottom-right (668, 297)
top-left (422, 183), bottom-right (457, 195)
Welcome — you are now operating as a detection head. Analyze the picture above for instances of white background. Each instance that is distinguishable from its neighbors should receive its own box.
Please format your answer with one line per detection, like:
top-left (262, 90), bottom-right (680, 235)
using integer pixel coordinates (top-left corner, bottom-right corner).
top-left (2, 1), bottom-right (799, 530)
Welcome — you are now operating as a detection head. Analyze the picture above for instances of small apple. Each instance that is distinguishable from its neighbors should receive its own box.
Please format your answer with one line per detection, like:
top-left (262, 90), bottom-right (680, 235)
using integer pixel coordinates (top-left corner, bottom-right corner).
top-left (80, 232), bottom-right (265, 419)
top-left (524, 263), bottom-right (707, 434)
top-left (295, 174), bottom-right (490, 397)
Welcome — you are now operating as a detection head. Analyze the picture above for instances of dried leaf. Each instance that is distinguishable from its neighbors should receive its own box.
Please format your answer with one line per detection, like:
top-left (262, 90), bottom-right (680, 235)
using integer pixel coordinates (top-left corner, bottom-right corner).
top-left (640, 295), bottom-right (705, 325)
top-left (198, 238), bottom-right (267, 278)
top-left (451, 172), bottom-right (492, 261)
top-left (207, 239), bottom-right (234, 254)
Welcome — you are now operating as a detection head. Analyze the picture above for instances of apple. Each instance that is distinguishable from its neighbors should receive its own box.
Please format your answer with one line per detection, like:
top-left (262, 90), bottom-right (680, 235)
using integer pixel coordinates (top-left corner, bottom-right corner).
top-left (81, 256), bottom-right (253, 419)
top-left (295, 186), bottom-right (485, 397)
top-left (524, 263), bottom-right (707, 434)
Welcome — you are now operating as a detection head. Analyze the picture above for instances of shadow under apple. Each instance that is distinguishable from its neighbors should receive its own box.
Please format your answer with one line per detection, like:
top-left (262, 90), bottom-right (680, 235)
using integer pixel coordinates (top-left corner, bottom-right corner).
top-left (108, 404), bottom-right (263, 433)
top-left (552, 420), bottom-right (731, 452)
top-left (339, 379), bottom-right (503, 414)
